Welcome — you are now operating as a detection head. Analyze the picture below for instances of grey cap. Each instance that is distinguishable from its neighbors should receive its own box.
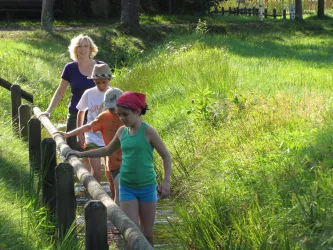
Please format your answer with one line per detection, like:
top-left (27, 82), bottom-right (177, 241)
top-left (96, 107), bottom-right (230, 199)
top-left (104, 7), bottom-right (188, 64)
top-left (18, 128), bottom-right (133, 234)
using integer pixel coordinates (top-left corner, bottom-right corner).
top-left (104, 88), bottom-right (123, 108)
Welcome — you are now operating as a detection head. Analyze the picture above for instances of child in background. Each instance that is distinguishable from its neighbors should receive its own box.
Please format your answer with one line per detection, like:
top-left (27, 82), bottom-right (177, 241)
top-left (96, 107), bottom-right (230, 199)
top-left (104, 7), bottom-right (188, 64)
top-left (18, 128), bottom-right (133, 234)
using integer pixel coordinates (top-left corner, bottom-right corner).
top-left (66, 91), bottom-right (172, 247)
top-left (57, 88), bottom-right (123, 204)
top-left (76, 63), bottom-right (114, 182)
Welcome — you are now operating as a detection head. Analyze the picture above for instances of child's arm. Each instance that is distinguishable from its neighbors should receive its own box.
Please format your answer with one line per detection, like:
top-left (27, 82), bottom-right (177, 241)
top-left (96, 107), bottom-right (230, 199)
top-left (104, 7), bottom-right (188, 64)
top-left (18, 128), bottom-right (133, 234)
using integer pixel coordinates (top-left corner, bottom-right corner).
top-left (146, 126), bottom-right (171, 198)
top-left (67, 127), bottom-right (124, 159)
top-left (58, 123), bottom-right (92, 139)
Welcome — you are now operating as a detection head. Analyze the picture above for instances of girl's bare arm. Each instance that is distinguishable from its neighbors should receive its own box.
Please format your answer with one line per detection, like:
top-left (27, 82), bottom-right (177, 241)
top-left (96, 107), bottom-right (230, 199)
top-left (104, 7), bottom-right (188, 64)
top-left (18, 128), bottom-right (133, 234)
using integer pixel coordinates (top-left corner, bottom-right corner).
top-left (146, 126), bottom-right (171, 198)
top-left (67, 126), bottom-right (124, 159)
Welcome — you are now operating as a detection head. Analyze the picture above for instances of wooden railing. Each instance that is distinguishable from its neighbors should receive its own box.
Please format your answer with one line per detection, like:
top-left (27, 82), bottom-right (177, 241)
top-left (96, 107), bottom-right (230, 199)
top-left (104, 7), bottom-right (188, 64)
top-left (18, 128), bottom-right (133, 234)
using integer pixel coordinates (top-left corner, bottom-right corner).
top-left (217, 6), bottom-right (288, 19)
top-left (0, 77), bottom-right (33, 137)
top-left (0, 79), bottom-right (153, 249)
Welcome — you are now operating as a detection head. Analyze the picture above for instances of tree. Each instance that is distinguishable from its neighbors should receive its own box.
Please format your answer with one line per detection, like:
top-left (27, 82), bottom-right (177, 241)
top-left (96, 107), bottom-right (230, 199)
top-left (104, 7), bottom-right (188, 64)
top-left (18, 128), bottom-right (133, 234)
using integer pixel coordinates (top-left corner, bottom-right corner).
top-left (140, 0), bottom-right (153, 13)
top-left (121, 0), bottom-right (140, 32)
top-left (295, 0), bottom-right (303, 20)
top-left (317, 0), bottom-right (325, 17)
top-left (41, 0), bottom-right (54, 32)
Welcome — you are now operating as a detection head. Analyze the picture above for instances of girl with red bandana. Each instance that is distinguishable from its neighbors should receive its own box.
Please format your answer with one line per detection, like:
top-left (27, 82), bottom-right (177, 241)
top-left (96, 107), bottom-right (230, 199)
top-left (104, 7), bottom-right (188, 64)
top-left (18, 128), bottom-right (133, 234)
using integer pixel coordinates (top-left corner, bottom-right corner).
top-left (66, 91), bottom-right (172, 247)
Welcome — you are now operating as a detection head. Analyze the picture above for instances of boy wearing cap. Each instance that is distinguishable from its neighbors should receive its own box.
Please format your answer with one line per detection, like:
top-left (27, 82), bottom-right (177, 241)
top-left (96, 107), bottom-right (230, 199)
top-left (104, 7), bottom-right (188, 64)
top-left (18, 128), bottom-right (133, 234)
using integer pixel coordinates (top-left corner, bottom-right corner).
top-left (75, 63), bottom-right (113, 184)
top-left (57, 88), bottom-right (123, 204)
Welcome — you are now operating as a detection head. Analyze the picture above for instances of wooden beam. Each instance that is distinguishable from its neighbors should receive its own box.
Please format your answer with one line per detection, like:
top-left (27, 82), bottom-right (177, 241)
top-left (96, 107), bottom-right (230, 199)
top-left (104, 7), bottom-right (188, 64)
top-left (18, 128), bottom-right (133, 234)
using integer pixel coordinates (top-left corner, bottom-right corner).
top-left (0, 77), bottom-right (33, 103)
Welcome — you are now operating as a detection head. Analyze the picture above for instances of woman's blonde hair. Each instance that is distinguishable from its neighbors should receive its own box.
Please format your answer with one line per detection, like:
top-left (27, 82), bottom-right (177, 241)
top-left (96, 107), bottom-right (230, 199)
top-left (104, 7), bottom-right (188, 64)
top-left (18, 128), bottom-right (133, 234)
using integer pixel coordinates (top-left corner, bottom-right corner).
top-left (68, 34), bottom-right (98, 61)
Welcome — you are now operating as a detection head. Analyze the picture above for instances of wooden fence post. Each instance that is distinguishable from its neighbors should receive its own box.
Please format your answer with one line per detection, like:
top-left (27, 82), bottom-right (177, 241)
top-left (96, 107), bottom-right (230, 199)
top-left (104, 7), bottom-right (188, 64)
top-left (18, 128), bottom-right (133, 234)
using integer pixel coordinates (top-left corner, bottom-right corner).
top-left (41, 138), bottom-right (57, 216)
top-left (222, 6), bottom-right (225, 15)
top-left (283, 9), bottom-right (286, 19)
top-left (252, 7), bottom-right (256, 16)
top-left (229, 7), bottom-right (232, 15)
top-left (19, 104), bottom-right (31, 140)
top-left (56, 163), bottom-right (76, 241)
top-left (29, 118), bottom-right (41, 172)
top-left (264, 8), bottom-right (268, 18)
top-left (85, 201), bottom-right (109, 250)
top-left (10, 84), bottom-right (21, 134)
top-left (273, 8), bottom-right (277, 18)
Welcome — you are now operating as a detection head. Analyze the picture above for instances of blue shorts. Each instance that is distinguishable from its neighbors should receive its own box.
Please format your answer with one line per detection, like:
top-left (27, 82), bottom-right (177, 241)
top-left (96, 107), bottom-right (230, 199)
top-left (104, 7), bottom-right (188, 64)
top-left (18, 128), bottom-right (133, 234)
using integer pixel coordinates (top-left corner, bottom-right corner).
top-left (119, 184), bottom-right (158, 202)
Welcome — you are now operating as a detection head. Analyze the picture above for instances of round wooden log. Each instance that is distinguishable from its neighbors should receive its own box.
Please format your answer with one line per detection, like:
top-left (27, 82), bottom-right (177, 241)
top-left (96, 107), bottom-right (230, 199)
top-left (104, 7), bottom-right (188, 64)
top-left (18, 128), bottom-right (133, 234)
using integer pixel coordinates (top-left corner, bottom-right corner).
top-left (56, 163), bottom-right (76, 241)
top-left (41, 138), bottom-right (57, 216)
top-left (10, 84), bottom-right (21, 134)
top-left (28, 118), bottom-right (41, 172)
top-left (85, 201), bottom-right (108, 250)
top-left (0, 77), bottom-right (33, 103)
top-left (19, 104), bottom-right (31, 140)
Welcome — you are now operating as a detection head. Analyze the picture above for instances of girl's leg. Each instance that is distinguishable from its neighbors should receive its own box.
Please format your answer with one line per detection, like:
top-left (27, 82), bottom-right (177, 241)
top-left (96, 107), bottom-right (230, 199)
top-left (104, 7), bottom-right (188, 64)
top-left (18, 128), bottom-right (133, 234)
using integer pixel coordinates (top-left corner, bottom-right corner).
top-left (82, 157), bottom-right (92, 173)
top-left (113, 175), bottom-right (120, 206)
top-left (139, 201), bottom-right (157, 246)
top-left (105, 170), bottom-right (115, 200)
top-left (89, 157), bottom-right (101, 182)
top-left (120, 200), bottom-right (139, 227)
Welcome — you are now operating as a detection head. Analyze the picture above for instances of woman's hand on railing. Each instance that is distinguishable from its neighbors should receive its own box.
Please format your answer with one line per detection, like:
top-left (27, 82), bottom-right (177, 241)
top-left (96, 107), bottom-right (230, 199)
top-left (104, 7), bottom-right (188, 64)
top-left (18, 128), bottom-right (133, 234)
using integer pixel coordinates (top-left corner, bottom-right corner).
top-left (38, 110), bottom-right (51, 118)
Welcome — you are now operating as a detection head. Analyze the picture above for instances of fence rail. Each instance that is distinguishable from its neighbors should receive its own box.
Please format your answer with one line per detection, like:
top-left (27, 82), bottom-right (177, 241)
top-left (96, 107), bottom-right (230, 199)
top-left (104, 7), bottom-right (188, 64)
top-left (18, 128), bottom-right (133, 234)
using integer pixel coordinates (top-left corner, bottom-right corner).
top-left (0, 77), bottom-right (33, 103)
top-left (218, 6), bottom-right (288, 19)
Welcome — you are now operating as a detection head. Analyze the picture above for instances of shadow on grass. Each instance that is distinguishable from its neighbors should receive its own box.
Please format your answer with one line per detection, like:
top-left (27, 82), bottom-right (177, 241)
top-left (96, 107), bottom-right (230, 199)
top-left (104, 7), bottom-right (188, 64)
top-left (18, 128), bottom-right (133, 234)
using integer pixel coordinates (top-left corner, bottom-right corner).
top-left (0, 153), bottom-right (31, 194)
top-left (0, 212), bottom-right (36, 250)
top-left (0, 153), bottom-right (36, 250)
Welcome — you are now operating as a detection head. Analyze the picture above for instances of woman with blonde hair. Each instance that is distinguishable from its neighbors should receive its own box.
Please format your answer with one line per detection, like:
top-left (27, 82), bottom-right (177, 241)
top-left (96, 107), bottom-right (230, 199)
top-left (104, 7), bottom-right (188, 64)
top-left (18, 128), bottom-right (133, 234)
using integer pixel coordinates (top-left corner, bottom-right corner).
top-left (41, 34), bottom-right (104, 152)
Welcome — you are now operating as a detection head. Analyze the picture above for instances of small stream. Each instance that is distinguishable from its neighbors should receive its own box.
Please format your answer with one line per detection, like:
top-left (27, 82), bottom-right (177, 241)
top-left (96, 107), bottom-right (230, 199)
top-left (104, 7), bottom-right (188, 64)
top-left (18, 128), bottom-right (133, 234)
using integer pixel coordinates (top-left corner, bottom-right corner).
top-left (75, 182), bottom-right (180, 249)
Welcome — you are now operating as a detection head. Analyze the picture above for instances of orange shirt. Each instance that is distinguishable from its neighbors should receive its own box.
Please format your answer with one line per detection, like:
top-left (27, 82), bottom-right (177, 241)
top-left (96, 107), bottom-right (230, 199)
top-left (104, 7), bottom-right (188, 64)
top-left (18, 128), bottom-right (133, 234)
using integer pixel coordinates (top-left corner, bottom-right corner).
top-left (91, 110), bottom-right (123, 171)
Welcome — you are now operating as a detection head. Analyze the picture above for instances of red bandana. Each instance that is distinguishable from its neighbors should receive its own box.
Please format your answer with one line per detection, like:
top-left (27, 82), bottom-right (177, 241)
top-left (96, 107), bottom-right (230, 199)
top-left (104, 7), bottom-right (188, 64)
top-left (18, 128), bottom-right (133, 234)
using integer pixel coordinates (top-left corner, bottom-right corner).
top-left (116, 91), bottom-right (147, 110)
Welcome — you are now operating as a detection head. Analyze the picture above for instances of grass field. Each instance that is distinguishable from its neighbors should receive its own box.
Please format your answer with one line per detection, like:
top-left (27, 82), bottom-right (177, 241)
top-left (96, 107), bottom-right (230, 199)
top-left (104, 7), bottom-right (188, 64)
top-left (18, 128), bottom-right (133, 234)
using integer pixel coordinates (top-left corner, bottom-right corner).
top-left (1, 14), bottom-right (333, 249)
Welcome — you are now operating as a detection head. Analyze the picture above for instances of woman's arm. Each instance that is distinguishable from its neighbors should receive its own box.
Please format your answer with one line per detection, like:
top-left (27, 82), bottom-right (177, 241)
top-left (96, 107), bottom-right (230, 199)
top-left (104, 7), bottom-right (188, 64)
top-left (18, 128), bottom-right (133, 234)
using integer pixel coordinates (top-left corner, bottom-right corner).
top-left (40, 79), bottom-right (69, 117)
top-left (146, 126), bottom-right (171, 198)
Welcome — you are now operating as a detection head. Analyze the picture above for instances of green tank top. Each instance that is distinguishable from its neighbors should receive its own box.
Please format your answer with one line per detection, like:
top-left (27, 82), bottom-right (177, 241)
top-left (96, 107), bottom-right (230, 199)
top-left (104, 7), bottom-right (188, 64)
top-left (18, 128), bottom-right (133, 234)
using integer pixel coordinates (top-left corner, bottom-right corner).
top-left (119, 122), bottom-right (156, 188)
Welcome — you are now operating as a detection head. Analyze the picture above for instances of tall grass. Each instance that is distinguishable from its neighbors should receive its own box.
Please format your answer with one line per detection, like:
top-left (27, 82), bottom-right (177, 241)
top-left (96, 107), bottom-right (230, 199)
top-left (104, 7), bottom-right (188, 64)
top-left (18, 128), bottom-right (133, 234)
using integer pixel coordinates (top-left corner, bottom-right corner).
top-left (1, 16), bottom-right (333, 249)
top-left (113, 19), bottom-right (333, 248)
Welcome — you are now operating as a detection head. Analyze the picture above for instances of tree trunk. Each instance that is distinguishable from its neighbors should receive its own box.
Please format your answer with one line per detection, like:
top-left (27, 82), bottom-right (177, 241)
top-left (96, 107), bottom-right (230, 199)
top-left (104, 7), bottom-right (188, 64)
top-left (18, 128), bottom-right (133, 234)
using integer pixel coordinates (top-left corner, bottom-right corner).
top-left (168, 0), bottom-right (172, 14)
top-left (317, 0), bottom-right (325, 17)
top-left (295, 0), bottom-right (303, 20)
top-left (140, 0), bottom-right (152, 13)
top-left (121, 0), bottom-right (140, 32)
top-left (41, 0), bottom-right (54, 32)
